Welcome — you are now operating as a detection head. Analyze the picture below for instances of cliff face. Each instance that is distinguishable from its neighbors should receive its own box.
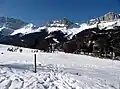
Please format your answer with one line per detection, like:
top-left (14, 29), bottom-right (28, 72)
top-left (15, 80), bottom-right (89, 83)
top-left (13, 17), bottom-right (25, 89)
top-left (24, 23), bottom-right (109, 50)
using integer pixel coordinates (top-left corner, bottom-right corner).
top-left (87, 12), bottom-right (120, 25)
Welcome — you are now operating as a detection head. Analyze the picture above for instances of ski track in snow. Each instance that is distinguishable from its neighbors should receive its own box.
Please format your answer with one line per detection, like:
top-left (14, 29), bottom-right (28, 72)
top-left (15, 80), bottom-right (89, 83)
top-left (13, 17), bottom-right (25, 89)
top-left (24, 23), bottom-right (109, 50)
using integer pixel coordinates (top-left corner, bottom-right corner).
top-left (0, 44), bottom-right (120, 89)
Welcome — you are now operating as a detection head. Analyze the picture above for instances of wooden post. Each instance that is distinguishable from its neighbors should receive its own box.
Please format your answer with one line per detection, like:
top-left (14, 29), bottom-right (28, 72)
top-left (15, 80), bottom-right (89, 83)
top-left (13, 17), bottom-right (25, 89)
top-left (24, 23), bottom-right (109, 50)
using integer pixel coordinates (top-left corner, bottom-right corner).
top-left (34, 54), bottom-right (37, 73)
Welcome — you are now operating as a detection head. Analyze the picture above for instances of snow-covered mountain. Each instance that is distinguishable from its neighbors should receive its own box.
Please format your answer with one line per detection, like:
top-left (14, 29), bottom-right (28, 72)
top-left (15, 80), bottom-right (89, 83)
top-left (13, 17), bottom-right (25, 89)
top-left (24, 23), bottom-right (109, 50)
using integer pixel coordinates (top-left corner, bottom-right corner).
top-left (10, 18), bottom-right (83, 39)
top-left (0, 12), bottom-right (119, 39)
top-left (11, 23), bottom-right (39, 35)
top-left (87, 12), bottom-right (120, 25)
top-left (0, 16), bottom-right (27, 36)
top-left (9, 12), bottom-right (120, 38)
top-left (1, 13), bottom-right (120, 89)
top-left (0, 12), bottom-right (120, 60)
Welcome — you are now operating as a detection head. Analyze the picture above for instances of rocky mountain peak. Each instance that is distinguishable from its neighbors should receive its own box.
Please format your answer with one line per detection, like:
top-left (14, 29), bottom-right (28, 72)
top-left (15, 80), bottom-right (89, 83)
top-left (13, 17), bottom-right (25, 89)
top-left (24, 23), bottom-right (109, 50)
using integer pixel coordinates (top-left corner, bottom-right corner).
top-left (99, 12), bottom-right (120, 21)
top-left (0, 16), bottom-right (28, 36)
top-left (0, 16), bottom-right (27, 30)
top-left (46, 17), bottom-right (73, 27)
top-left (87, 12), bottom-right (120, 25)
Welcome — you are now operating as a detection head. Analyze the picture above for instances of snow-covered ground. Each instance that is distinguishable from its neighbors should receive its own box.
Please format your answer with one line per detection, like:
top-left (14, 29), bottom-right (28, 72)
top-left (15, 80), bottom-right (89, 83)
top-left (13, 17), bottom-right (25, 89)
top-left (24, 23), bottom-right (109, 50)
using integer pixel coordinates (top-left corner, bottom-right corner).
top-left (0, 44), bottom-right (120, 89)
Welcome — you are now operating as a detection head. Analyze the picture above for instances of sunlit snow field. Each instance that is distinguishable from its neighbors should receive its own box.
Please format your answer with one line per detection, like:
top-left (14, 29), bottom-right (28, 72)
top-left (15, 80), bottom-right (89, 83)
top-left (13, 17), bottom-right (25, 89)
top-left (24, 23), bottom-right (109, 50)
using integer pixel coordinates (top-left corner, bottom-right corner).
top-left (0, 44), bottom-right (120, 89)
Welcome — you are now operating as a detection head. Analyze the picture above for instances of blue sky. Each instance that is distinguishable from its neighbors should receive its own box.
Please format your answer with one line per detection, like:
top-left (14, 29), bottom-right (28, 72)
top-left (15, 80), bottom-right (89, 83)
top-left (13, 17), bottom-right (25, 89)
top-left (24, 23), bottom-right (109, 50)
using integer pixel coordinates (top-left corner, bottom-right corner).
top-left (0, 0), bottom-right (120, 26)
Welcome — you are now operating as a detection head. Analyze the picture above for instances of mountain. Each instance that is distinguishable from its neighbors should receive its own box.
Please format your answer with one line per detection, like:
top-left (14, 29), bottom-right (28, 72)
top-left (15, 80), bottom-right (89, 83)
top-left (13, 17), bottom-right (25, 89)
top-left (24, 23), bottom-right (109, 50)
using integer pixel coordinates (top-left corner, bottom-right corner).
top-left (0, 12), bottom-right (120, 60)
top-left (87, 12), bottom-right (120, 25)
top-left (0, 16), bottom-right (27, 36)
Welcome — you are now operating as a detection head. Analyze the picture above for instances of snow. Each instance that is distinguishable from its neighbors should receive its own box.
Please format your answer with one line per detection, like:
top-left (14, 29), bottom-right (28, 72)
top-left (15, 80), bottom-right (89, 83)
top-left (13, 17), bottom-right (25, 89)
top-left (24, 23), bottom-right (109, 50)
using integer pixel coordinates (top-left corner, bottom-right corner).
top-left (53, 38), bottom-right (59, 43)
top-left (0, 27), bottom-right (6, 32)
top-left (47, 27), bottom-right (66, 34)
top-left (90, 19), bottom-right (96, 22)
top-left (105, 26), bottom-right (114, 30)
top-left (0, 44), bottom-right (120, 89)
top-left (116, 20), bottom-right (120, 26)
top-left (0, 27), bottom-right (15, 36)
top-left (98, 21), bottom-right (118, 29)
top-left (10, 24), bottom-right (45, 35)
top-left (11, 24), bottom-right (35, 35)
top-left (10, 19), bottom-right (120, 40)
top-left (46, 23), bottom-right (97, 39)
top-left (10, 22), bottom-right (97, 39)
top-left (50, 23), bottom-right (65, 27)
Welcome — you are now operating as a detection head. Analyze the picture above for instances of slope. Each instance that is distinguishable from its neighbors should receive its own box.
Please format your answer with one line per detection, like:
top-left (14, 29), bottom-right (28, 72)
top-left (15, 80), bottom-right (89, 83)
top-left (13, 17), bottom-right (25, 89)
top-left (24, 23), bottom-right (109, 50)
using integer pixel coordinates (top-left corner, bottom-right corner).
top-left (0, 44), bottom-right (120, 89)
